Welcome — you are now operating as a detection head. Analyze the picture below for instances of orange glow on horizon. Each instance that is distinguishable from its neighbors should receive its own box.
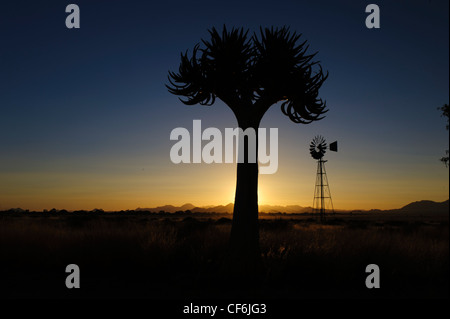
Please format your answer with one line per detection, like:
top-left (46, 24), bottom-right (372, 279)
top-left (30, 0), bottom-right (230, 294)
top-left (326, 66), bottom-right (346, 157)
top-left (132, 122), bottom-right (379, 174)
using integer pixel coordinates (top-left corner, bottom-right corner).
top-left (0, 154), bottom-right (448, 212)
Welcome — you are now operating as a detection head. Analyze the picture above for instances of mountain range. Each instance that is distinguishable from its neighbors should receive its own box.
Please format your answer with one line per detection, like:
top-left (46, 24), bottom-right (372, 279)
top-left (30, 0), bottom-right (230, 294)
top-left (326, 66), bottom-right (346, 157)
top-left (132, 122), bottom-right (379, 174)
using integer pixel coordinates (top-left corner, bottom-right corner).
top-left (392, 200), bottom-right (449, 214)
top-left (137, 199), bottom-right (449, 214)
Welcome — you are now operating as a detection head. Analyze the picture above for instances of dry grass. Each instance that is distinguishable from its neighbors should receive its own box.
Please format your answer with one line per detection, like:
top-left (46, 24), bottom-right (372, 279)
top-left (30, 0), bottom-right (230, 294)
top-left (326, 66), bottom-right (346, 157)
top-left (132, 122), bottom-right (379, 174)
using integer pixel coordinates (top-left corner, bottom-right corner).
top-left (0, 212), bottom-right (448, 299)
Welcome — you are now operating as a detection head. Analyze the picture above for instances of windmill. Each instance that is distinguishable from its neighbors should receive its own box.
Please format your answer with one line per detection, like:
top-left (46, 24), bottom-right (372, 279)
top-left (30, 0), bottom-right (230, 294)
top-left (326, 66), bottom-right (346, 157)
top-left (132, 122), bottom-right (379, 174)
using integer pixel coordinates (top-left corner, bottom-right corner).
top-left (309, 135), bottom-right (337, 220)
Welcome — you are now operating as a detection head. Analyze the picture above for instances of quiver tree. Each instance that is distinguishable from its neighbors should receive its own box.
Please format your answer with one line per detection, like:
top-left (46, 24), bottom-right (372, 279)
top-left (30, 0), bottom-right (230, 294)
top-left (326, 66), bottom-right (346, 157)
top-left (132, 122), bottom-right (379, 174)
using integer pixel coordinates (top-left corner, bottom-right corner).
top-left (167, 26), bottom-right (328, 275)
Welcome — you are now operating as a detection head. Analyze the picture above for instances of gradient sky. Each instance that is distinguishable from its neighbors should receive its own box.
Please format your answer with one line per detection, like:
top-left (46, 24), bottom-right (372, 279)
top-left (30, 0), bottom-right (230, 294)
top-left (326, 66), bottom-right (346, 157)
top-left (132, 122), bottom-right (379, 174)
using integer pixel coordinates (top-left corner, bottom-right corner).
top-left (1, 0), bottom-right (448, 211)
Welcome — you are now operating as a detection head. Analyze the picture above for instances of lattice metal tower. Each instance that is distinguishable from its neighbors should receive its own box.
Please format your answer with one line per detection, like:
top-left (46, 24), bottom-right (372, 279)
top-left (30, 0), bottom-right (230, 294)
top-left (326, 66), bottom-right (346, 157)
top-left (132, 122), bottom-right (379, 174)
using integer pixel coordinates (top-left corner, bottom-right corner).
top-left (309, 136), bottom-right (337, 221)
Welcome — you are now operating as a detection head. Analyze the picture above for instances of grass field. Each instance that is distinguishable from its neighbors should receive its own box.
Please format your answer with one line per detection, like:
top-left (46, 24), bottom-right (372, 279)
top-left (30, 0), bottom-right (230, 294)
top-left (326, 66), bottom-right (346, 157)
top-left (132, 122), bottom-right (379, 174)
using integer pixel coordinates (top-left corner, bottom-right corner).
top-left (0, 211), bottom-right (448, 299)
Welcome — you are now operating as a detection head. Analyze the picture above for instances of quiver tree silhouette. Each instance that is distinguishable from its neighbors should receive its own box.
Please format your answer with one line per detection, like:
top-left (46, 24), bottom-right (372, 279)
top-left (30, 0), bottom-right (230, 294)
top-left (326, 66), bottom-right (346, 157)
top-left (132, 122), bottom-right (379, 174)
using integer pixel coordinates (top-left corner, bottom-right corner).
top-left (167, 25), bottom-right (328, 276)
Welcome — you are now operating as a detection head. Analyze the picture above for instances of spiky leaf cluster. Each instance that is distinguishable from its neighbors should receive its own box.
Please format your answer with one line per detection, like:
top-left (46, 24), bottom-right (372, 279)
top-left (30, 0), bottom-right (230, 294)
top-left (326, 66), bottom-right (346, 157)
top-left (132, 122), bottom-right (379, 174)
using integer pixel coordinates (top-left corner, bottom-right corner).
top-left (167, 26), bottom-right (328, 124)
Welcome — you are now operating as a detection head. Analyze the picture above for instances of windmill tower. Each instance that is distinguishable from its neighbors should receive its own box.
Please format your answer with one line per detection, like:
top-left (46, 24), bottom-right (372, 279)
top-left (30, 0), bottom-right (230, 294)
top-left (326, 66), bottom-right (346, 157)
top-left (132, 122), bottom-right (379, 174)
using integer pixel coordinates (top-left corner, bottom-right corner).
top-left (309, 135), bottom-right (337, 221)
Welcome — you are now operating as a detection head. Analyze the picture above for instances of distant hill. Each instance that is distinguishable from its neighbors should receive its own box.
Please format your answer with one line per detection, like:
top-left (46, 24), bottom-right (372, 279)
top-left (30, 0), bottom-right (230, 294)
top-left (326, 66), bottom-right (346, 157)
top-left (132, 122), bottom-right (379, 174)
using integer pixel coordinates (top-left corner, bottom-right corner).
top-left (398, 200), bottom-right (449, 214)
top-left (137, 203), bottom-right (196, 213)
top-left (137, 203), bottom-right (312, 214)
top-left (180, 203), bottom-right (196, 211)
top-left (191, 203), bottom-right (234, 214)
top-left (136, 203), bottom-right (232, 213)
top-left (136, 200), bottom-right (448, 215)
top-left (259, 204), bottom-right (312, 214)
top-left (2, 199), bottom-right (448, 215)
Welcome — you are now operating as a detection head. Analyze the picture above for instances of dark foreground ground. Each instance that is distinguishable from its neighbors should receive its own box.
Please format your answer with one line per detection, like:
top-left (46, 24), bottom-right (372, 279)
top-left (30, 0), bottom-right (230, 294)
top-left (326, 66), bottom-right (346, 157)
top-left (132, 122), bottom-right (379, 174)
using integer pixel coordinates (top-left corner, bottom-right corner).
top-left (0, 210), bottom-right (448, 301)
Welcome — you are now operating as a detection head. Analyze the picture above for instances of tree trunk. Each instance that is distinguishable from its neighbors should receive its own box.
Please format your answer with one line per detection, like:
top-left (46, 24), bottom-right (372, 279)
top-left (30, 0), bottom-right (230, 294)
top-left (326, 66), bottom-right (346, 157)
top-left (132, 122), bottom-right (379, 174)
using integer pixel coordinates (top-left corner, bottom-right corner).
top-left (226, 114), bottom-right (264, 280)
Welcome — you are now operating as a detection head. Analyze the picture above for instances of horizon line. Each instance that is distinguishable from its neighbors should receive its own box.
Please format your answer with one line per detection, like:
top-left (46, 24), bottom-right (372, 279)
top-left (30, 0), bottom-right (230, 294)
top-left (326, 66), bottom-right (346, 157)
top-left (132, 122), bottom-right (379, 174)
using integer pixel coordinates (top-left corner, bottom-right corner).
top-left (2, 199), bottom-right (448, 213)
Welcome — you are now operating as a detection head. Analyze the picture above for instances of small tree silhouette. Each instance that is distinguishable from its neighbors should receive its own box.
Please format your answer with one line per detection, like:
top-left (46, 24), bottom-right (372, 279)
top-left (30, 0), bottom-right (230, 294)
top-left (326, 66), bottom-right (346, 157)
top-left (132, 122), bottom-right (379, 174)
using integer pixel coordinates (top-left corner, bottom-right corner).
top-left (438, 103), bottom-right (449, 167)
top-left (167, 26), bottom-right (328, 274)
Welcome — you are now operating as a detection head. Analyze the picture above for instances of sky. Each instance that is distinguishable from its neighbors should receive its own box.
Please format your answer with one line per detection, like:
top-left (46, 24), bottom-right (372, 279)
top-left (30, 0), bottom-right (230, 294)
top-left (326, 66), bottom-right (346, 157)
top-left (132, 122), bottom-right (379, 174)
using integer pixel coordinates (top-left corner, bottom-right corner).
top-left (1, 0), bottom-right (448, 211)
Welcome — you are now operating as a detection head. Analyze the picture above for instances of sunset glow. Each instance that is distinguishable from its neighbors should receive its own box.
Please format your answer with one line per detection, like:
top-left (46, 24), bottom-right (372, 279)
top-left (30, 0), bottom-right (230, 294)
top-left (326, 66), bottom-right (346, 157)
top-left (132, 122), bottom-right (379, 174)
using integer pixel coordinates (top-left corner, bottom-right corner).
top-left (0, 0), bottom-right (448, 212)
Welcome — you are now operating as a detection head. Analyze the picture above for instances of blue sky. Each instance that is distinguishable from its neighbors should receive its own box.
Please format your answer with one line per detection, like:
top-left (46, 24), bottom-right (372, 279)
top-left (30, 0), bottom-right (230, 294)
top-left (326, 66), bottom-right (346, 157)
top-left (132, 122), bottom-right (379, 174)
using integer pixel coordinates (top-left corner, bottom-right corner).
top-left (0, 0), bottom-right (448, 210)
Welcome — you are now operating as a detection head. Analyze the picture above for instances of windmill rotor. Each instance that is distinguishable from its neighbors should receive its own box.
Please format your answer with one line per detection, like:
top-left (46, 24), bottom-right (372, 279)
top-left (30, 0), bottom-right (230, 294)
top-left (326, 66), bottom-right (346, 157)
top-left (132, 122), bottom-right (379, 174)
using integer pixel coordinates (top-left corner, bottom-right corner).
top-left (309, 135), bottom-right (327, 160)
